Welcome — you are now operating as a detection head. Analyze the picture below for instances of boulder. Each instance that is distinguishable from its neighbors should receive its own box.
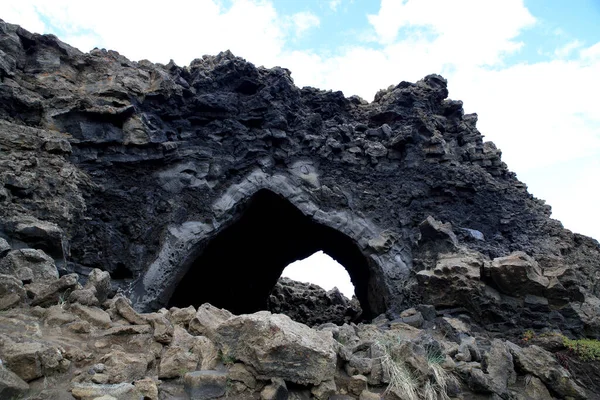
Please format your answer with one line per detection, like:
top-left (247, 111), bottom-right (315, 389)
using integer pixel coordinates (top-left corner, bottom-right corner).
top-left (148, 314), bottom-right (174, 344)
top-left (168, 305), bottom-right (196, 327)
top-left (113, 296), bottom-right (147, 325)
top-left (482, 339), bottom-right (516, 396)
top-left (183, 370), bottom-right (228, 400)
top-left (0, 249), bottom-right (58, 283)
top-left (358, 390), bottom-right (382, 400)
top-left (84, 268), bottom-right (111, 303)
top-left (188, 303), bottom-right (233, 338)
top-left (506, 342), bottom-right (586, 399)
top-left (0, 365), bottom-right (29, 398)
top-left (417, 252), bottom-right (486, 309)
top-left (0, 337), bottom-right (69, 381)
top-left (69, 288), bottom-right (100, 306)
top-left (489, 252), bottom-right (549, 296)
top-left (228, 363), bottom-right (258, 390)
top-left (0, 274), bottom-right (26, 310)
top-left (44, 304), bottom-right (78, 326)
top-left (0, 238), bottom-right (10, 257)
top-left (100, 350), bottom-right (150, 384)
top-left (71, 383), bottom-right (142, 400)
top-left (158, 326), bottom-right (215, 379)
top-left (348, 375), bottom-right (368, 396)
top-left (216, 311), bottom-right (336, 385)
top-left (31, 273), bottom-right (79, 307)
top-left (514, 375), bottom-right (553, 400)
top-left (13, 217), bottom-right (64, 257)
top-left (134, 378), bottom-right (159, 400)
top-left (311, 379), bottom-right (336, 400)
top-left (70, 304), bottom-right (112, 328)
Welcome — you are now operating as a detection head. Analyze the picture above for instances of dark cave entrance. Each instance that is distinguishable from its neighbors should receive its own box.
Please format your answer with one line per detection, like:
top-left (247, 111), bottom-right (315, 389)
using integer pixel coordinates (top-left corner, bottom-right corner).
top-left (167, 189), bottom-right (375, 319)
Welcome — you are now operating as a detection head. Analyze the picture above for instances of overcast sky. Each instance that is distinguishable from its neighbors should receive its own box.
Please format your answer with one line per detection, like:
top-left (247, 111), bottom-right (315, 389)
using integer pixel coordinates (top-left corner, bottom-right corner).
top-left (1, 0), bottom-right (598, 297)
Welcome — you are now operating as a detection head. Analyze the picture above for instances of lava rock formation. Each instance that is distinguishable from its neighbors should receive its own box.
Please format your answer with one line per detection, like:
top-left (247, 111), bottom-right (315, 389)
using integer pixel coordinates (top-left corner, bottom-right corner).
top-left (0, 19), bottom-right (599, 339)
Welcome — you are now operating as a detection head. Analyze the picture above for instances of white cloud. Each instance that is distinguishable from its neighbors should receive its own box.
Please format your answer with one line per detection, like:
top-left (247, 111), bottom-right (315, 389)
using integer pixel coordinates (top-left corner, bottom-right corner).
top-left (554, 40), bottom-right (583, 58)
top-left (580, 42), bottom-right (600, 61)
top-left (0, 1), bottom-right (46, 33)
top-left (329, 0), bottom-right (342, 12)
top-left (366, 0), bottom-right (535, 67)
top-left (289, 11), bottom-right (320, 37)
top-left (1, 0), bottom-right (286, 67)
top-left (519, 157), bottom-right (600, 240)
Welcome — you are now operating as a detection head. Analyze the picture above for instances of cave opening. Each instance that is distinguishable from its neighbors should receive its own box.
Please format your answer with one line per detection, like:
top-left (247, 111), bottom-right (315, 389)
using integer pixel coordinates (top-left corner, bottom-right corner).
top-left (281, 251), bottom-right (356, 298)
top-left (167, 189), bottom-right (375, 320)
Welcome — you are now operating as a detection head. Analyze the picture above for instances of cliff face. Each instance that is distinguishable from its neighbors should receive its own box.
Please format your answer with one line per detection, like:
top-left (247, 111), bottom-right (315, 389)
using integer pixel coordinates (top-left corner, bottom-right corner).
top-left (0, 19), bottom-right (599, 335)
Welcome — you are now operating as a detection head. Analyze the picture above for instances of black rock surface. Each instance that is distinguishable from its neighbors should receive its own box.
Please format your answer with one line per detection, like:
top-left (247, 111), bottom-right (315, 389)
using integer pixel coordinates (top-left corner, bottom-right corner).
top-left (1, 19), bottom-right (599, 335)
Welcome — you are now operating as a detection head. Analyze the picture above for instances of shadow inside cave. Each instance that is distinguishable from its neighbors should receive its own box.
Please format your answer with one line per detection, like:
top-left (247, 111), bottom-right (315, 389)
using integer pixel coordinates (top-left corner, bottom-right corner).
top-left (167, 189), bottom-right (375, 319)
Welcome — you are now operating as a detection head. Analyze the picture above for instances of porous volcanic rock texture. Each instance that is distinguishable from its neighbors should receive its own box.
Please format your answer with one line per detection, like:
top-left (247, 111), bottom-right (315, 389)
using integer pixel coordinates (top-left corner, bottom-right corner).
top-left (267, 277), bottom-right (362, 326)
top-left (1, 20), bottom-right (599, 334)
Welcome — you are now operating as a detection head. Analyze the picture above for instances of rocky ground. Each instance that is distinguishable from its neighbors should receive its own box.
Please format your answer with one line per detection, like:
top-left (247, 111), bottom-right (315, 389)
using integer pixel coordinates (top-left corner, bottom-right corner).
top-left (0, 246), bottom-right (597, 399)
top-left (1, 18), bottom-right (600, 399)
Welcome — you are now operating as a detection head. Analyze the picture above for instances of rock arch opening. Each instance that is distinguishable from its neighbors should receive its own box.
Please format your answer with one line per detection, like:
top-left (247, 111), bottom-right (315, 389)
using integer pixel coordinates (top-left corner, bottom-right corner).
top-left (281, 251), bottom-right (355, 298)
top-left (167, 189), bottom-right (375, 320)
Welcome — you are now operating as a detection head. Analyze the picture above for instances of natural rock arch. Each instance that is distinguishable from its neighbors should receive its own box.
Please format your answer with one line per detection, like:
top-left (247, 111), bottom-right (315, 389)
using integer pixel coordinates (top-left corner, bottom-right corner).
top-left (0, 22), bottom-right (599, 332)
top-left (167, 189), bottom-right (373, 317)
top-left (131, 167), bottom-right (410, 316)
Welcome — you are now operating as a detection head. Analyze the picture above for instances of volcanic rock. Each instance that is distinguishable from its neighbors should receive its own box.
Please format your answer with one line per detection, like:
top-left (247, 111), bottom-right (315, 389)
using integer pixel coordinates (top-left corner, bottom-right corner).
top-left (267, 277), bottom-right (361, 326)
top-left (0, 18), bottom-right (600, 399)
top-left (216, 311), bottom-right (337, 385)
top-left (0, 18), bottom-right (598, 338)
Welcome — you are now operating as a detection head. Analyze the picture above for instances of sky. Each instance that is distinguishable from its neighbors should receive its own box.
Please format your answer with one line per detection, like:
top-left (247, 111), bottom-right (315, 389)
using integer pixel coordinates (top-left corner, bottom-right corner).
top-left (1, 0), bottom-right (598, 298)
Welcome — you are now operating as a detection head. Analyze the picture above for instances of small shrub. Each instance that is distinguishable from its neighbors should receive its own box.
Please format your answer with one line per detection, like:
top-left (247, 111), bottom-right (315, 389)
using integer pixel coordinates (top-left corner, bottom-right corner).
top-left (563, 338), bottom-right (600, 362)
top-left (218, 349), bottom-right (237, 366)
top-left (376, 338), bottom-right (420, 400)
top-left (522, 329), bottom-right (535, 342)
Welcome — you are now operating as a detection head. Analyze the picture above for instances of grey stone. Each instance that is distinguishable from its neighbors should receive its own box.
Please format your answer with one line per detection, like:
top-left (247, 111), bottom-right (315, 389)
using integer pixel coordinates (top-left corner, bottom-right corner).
top-left (70, 304), bottom-right (112, 328)
top-left (0, 274), bottom-right (26, 310)
top-left (348, 374), bottom-right (368, 396)
top-left (30, 273), bottom-right (79, 307)
top-left (83, 268), bottom-right (111, 303)
top-left (71, 383), bottom-right (142, 400)
top-left (183, 370), bottom-right (228, 400)
top-left (482, 339), bottom-right (516, 396)
top-left (311, 379), bottom-right (336, 400)
top-left (216, 311), bottom-right (336, 386)
top-left (506, 342), bottom-right (586, 399)
top-left (113, 296), bottom-right (147, 325)
top-left (0, 366), bottom-right (29, 397)
top-left (0, 238), bottom-right (10, 257)
top-left (0, 249), bottom-right (58, 283)
top-left (261, 378), bottom-right (288, 400)
top-left (489, 252), bottom-right (549, 296)
top-left (188, 303), bottom-right (233, 338)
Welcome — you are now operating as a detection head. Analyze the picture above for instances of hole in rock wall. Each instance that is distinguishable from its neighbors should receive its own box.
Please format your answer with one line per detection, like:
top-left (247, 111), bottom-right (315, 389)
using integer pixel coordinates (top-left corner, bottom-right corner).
top-left (281, 251), bottom-right (355, 298)
top-left (167, 189), bottom-right (374, 322)
top-left (270, 251), bottom-right (363, 326)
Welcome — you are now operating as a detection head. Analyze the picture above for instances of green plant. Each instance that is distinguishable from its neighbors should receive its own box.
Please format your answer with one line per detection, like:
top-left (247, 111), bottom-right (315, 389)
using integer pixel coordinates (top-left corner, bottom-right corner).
top-left (563, 337), bottom-right (600, 362)
top-left (522, 329), bottom-right (535, 342)
top-left (57, 289), bottom-right (72, 308)
top-left (218, 349), bottom-right (236, 366)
